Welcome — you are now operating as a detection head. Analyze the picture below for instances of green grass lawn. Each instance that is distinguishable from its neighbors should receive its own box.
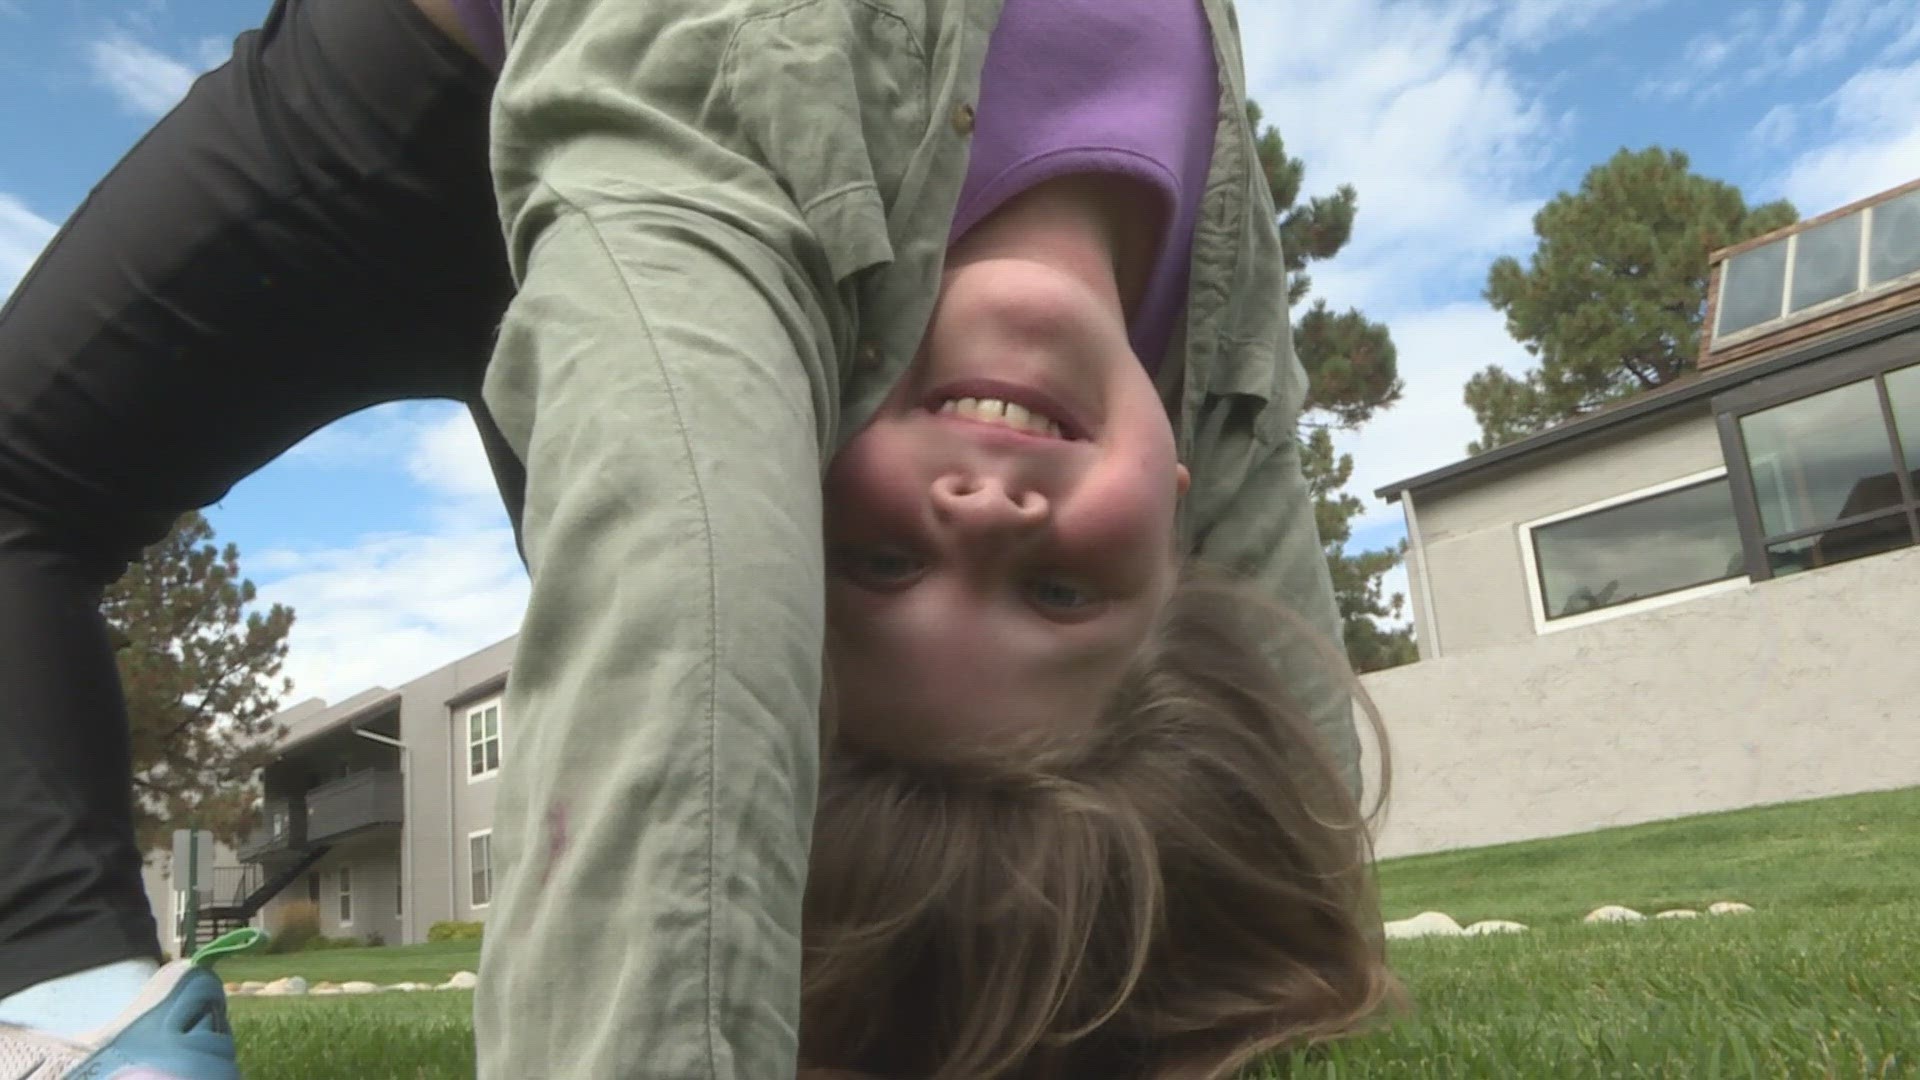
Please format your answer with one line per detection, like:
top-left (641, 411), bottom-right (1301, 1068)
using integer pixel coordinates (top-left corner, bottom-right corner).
top-left (230, 786), bottom-right (1920, 1078)
top-left (233, 993), bottom-right (474, 1080)
top-left (221, 938), bottom-right (481, 987)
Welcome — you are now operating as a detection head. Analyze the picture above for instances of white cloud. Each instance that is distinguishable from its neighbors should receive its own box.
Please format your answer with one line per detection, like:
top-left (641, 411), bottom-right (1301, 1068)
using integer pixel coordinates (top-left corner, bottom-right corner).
top-left (1331, 301), bottom-right (1538, 531)
top-left (407, 406), bottom-right (506, 504)
top-left (257, 409), bottom-right (526, 702)
top-left (281, 404), bottom-right (438, 470)
top-left (1239, 2), bottom-right (1552, 301)
top-left (0, 193), bottom-right (56, 300)
top-left (1644, 0), bottom-right (1920, 105)
top-left (1750, 104), bottom-right (1800, 150)
top-left (1772, 57), bottom-right (1920, 211)
top-left (1230, 1), bottom-right (1565, 531)
top-left (1491, 0), bottom-right (1667, 49)
top-left (86, 31), bottom-right (202, 117)
top-left (195, 36), bottom-right (232, 71)
top-left (258, 527), bottom-right (528, 703)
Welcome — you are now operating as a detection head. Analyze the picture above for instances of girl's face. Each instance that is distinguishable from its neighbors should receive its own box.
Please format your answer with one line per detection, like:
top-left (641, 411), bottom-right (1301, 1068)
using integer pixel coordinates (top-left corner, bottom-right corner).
top-left (823, 234), bottom-right (1188, 761)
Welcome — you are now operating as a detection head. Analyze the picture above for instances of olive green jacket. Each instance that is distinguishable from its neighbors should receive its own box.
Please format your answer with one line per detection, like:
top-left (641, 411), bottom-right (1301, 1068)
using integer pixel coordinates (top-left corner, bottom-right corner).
top-left (475, 2), bottom-right (1354, 1077)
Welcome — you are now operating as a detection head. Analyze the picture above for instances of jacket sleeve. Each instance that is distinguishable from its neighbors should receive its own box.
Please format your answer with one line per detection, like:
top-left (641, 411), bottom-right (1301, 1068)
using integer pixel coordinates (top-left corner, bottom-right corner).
top-left (1187, 425), bottom-right (1363, 800)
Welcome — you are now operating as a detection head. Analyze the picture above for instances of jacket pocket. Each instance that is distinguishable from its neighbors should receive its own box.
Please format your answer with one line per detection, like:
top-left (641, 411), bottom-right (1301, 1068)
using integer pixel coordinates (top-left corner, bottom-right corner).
top-left (723, 0), bottom-right (930, 285)
top-left (1212, 334), bottom-right (1297, 448)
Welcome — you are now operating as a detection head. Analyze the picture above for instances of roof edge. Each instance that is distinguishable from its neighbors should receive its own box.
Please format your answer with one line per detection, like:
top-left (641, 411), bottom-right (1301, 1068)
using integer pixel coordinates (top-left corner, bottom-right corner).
top-left (1376, 305), bottom-right (1920, 503)
top-left (275, 689), bottom-right (404, 758)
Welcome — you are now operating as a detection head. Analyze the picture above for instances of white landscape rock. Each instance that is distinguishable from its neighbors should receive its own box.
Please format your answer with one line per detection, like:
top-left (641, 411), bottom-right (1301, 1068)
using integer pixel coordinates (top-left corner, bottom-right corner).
top-left (1708, 901), bottom-right (1755, 916)
top-left (1463, 919), bottom-right (1529, 936)
top-left (256, 976), bottom-right (308, 997)
top-left (309, 982), bottom-right (342, 996)
top-left (439, 970), bottom-right (480, 991)
top-left (340, 981), bottom-right (379, 995)
top-left (1383, 911), bottom-right (1465, 940)
top-left (1583, 905), bottom-right (1645, 924)
top-left (1655, 909), bottom-right (1700, 919)
top-left (384, 982), bottom-right (424, 993)
top-left (239, 981), bottom-right (268, 994)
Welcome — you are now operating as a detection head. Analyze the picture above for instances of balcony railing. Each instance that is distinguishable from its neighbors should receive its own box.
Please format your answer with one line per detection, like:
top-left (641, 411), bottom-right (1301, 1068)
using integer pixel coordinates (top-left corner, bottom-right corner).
top-left (235, 800), bottom-right (299, 863)
top-left (306, 768), bottom-right (403, 844)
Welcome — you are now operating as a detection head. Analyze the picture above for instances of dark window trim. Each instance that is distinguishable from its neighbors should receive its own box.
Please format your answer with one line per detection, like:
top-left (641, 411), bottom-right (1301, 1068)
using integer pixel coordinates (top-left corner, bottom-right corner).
top-left (1762, 504), bottom-right (1911, 549)
top-left (1876, 371), bottom-right (1920, 514)
top-left (1713, 332), bottom-right (1920, 581)
top-left (1715, 410), bottom-right (1772, 581)
top-left (1712, 326), bottom-right (1920, 414)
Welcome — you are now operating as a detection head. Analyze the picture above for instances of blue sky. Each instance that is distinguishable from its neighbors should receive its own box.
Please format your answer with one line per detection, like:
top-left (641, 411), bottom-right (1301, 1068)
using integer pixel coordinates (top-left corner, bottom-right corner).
top-left (3, 0), bottom-right (1918, 700)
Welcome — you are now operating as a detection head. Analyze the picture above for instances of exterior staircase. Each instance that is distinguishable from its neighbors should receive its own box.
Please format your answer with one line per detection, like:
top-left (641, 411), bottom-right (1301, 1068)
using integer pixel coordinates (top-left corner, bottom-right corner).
top-left (186, 843), bottom-right (331, 954)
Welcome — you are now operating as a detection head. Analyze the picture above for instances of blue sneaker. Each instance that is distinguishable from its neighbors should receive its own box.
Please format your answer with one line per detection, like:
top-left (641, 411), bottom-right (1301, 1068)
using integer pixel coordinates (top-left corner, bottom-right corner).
top-left (0, 930), bottom-right (263, 1080)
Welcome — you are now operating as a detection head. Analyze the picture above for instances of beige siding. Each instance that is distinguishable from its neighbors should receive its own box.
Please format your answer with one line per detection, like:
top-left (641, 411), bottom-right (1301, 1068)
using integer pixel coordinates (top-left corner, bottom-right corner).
top-left (402, 638), bottom-right (514, 935)
top-left (248, 634), bottom-right (514, 945)
top-left (450, 692), bottom-right (503, 923)
top-left (1361, 544), bottom-right (1920, 859)
top-left (1415, 408), bottom-right (1728, 655)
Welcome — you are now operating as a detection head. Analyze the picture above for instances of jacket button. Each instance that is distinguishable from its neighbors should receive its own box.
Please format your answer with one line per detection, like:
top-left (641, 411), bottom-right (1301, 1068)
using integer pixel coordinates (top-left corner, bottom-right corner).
top-left (950, 102), bottom-right (976, 136)
top-left (858, 342), bottom-right (884, 368)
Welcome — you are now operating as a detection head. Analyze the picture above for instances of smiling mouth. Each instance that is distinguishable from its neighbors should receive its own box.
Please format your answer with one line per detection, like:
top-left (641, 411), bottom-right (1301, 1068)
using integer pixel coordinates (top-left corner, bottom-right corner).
top-left (933, 396), bottom-right (1069, 439)
top-left (921, 380), bottom-right (1090, 440)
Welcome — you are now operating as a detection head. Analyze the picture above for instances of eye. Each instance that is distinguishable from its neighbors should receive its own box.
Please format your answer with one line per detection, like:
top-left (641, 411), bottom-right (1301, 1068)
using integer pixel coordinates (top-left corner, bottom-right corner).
top-left (832, 548), bottom-right (925, 589)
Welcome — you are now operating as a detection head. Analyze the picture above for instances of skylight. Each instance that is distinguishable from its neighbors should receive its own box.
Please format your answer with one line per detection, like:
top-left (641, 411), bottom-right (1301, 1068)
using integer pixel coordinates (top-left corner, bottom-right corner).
top-left (1713, 187), bottom-right (1920, 344)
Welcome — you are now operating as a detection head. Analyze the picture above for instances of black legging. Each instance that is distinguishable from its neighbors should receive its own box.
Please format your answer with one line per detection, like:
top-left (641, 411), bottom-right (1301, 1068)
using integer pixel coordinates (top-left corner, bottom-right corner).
top-left (0, 0), bottom-right (514, 995)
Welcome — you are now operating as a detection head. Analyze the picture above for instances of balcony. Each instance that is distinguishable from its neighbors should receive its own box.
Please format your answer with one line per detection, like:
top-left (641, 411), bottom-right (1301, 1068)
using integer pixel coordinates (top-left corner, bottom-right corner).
top-left (235, 800), bottom-right (301, 864)
top-left (306, 768), bottom-right (404, 844)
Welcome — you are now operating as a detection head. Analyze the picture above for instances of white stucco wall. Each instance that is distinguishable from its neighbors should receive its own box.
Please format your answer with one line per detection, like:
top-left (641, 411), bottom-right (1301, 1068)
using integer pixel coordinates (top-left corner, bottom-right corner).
top-left (1413, 407), bottom-right (1727, 656)
top-left (1359, 544), bottom-right (1920, 859)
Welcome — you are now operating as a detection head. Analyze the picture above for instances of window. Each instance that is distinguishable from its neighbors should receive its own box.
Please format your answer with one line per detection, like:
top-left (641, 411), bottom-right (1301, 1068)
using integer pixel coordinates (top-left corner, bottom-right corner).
top-left (338, 866), bottom-right (353, 926)
top-left (1868, 188), bottom-right (1920, 286)
top-left (307, 872), bottom-right (320, 904)
top-left (1730, 361), bottom-right (1920, 578)
top-left (1714, 190), bottom-right (1920, 343)
top-left (467, 700), bottom-right (502, 781)
top-left (1787, 215), bottom-right (1861, 314)
top-left (1718, 240), bottom-right (1789, 337)
top-left (397, 871), bottom-right (405, 917)
top-left (1522, 471), bottom-right (1745, 628)
top-left (469, 831), bottom-right (494, 909)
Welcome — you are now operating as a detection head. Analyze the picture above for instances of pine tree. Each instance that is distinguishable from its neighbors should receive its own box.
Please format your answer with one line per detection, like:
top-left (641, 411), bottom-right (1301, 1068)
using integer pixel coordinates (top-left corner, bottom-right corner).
top-left (1249, 101), bottom-right (1416, 672)
top-left (104, 511), bottom-right (295, 853)
top-left (1466, 147), bottom-right (1797, 453)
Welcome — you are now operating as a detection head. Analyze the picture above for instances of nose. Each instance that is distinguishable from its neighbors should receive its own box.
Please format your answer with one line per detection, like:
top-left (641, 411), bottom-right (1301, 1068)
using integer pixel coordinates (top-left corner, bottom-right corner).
top-left (929, 474), bottom-right (1049, 536)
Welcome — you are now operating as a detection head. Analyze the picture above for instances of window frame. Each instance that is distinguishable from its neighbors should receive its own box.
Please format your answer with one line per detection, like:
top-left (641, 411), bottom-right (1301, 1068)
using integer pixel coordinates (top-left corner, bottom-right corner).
top-left (469, 829), bottom-right (494, 911)
top-left (465, 697), bottom-right (504, 783)
top-left (1713, 196), bottom-right (1920, 350)
top-left (1714, 332), bottom-right (1920, 581)
top-left (337, 865), bottom-right (353, 927)
top-left (1517, 466), bottom-right (1748, 635)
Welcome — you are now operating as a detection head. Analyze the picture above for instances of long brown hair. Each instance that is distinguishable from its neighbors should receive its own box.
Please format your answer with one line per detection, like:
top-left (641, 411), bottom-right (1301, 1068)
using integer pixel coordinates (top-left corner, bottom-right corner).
top-left (803, 567), bottom-right (1401, 1079)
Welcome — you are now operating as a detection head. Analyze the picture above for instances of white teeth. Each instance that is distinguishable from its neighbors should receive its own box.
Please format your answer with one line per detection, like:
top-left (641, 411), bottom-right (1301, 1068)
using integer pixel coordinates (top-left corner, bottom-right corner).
top-left (936, 396), bottom-right (1064, 438)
